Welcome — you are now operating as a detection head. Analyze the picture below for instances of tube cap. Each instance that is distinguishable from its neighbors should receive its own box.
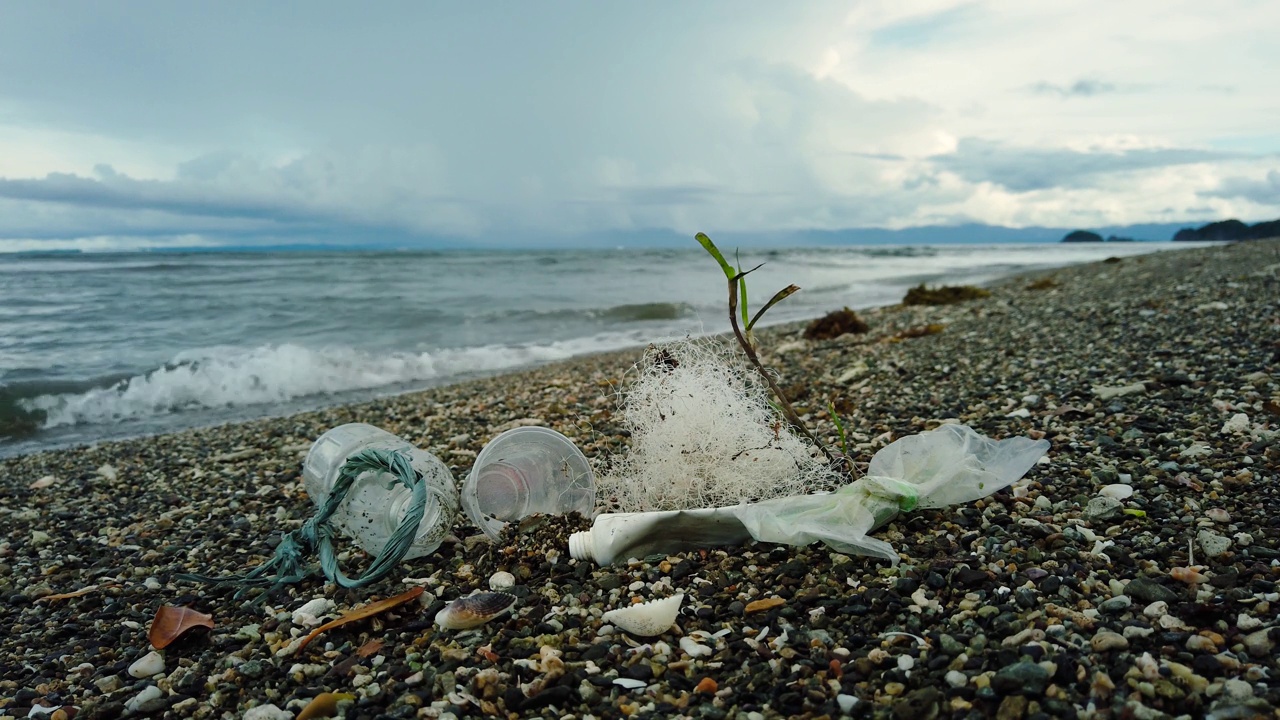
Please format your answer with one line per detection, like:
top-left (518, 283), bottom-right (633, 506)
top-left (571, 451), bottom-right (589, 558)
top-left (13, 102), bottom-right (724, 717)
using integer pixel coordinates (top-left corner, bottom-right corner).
top-left (568, 530), bottom-right (593, 562)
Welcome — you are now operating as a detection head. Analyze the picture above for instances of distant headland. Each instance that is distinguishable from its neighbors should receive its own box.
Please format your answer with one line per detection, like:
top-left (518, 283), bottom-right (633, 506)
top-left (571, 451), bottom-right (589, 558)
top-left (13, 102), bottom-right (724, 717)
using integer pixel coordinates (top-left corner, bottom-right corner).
top-left (1063, 217), bottom-right (1280, 243)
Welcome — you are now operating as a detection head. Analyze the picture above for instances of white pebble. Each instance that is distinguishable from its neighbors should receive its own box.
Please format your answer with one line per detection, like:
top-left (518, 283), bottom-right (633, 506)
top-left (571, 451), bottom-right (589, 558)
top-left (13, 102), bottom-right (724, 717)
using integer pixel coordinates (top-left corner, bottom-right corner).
top-left (945, 670), bottom-right (967, 688)
top-left (489, 571), bottom-right (516, 591)
top-left (292, 597), bottom-right (334, 627)
top-left (242, 704), bottom-right (293, 720)
top-left (1237, 613), bottom-right (1263, 631)
top-left (1142, 601), bottom-right (1168, 618)
top-left (1221, 413), bottom-right (1250, 434)
top-left (143, 577), bottom-right (162, 591)
top-left (1197, 529), bottom-right (1232, 558)
top-left (837, 693), bottom-right (859, 713)
top-left (97, 464), bottom-right (118, 481)
top-left (124, 685), bottom-right (163, 714)
top-left (127, 650), bottom-right (165, 678)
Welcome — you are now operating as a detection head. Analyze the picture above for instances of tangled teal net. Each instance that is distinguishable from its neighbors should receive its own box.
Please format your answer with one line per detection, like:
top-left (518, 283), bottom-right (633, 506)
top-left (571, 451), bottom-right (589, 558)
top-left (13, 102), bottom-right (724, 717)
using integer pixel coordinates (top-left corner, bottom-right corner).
top-left (178, 448), bottom-right (430, 602)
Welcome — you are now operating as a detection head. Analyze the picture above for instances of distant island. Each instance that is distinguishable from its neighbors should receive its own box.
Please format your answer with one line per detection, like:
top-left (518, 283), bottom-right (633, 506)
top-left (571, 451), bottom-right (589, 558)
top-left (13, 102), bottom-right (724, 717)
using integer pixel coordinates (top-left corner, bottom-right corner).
top-left (1062, 216), bottom-right (1280, 243)
top-left (1061, 230), bottom-right (1134, 243)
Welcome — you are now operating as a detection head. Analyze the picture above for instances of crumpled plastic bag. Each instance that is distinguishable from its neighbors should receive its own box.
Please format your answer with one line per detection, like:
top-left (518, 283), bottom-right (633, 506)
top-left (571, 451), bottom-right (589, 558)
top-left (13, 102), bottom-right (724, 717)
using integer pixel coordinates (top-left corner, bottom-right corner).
top-left (571, 424), bottom-right (1050, 565)
top-left (737, 424), bottom-right (1050, 562)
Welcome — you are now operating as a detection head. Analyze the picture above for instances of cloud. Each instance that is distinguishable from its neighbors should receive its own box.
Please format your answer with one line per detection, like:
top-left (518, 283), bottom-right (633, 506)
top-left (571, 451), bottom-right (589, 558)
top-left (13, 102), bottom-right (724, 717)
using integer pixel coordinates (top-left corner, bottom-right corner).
top-left (1202, 169), bottom-right (1280, 205)
top-left (1027, 79), bottom-right (1125, 98)
top-left (1, 1), bottom-right (1279, 249)
top-left (931, 139), bottom-right (1240, 191)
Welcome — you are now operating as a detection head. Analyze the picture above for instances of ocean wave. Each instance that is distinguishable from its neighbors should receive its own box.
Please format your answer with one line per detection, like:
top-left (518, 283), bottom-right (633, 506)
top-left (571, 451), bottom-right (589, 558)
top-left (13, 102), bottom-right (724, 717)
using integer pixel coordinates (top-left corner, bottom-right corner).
top-left (10, 338), bottom-right (646, 432)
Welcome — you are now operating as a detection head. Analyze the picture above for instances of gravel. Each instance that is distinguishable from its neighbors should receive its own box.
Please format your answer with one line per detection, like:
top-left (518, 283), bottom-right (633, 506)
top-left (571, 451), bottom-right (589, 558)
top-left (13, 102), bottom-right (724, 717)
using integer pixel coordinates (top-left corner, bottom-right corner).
top-left (1, 239), bottom-right (1278, 719)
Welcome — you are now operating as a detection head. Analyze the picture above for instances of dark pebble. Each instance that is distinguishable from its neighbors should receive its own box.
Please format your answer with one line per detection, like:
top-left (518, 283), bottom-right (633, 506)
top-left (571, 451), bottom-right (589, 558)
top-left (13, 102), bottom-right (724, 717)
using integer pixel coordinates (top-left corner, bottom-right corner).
top-left (993, 661), bottom-right (1050, 695)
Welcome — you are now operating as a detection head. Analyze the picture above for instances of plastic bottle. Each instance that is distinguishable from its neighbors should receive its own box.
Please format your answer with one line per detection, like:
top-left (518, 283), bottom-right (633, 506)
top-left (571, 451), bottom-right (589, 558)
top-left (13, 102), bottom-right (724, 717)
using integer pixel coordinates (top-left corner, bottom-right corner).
top-left (302, 423), bottom-right (460, 560)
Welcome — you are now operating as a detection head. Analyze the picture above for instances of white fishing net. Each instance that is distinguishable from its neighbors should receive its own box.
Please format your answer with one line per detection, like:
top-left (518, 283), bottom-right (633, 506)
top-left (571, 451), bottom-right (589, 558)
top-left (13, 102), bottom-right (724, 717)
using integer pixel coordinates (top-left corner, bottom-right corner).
top-left (600, 339), bottom-right (839, 512)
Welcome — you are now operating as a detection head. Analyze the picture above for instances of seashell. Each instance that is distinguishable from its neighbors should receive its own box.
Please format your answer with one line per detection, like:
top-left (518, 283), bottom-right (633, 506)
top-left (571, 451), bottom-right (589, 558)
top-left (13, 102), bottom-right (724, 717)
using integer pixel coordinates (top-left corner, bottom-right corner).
top-left (435, 592), bottom-right (517, 630)
top-left (1098, 484), bottom-right (1133, 500)
top-left (679, 635), bottom-right (712, 658)
top-left (601, 593), bottom-right (684, 637)
top-left (613, 677), bottom-right (648, 690)
top-left (489, 571), bottom-right (516, 591)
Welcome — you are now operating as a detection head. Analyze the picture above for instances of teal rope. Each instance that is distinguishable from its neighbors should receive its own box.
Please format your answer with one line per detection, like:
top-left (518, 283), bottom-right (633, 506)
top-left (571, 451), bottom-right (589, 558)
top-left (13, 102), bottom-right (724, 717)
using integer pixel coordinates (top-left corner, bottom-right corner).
top-left (178, 448), bottom-right (432, 601)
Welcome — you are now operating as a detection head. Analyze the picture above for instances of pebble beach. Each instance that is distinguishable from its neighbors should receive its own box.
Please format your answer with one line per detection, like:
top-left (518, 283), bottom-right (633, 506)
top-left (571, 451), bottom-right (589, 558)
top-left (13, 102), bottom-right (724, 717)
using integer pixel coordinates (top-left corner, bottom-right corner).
top-left (2, 239), bottom-right (1278, 719)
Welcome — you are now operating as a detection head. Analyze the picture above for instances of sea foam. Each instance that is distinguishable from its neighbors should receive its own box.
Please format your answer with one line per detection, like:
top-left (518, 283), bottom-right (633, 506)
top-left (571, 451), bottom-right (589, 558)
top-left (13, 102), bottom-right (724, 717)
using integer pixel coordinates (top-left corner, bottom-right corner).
top-left (20, 337), bottom-right (638, 429)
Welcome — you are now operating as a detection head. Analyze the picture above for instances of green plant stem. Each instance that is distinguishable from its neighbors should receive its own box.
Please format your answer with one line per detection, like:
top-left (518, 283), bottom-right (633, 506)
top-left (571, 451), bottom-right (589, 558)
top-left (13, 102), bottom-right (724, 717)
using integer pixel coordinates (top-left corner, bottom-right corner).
top-left (727, 268), bottom-right (837, 466)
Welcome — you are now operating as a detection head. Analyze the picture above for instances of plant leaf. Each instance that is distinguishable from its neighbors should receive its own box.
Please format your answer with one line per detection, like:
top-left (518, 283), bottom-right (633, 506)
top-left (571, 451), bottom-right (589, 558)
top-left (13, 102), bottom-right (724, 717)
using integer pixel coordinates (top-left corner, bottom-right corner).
top-left (296, 692), bottom-right (357, 720)
top-left (295, 586), bottom-right (424, 654)
top-left (149, 605), bottom-right (215, 649)
top-left (695, 232), bottom-right (735, 280)
top-left (746, 284), bottom-right (800, 332)
top-left (356, 639), bottom-right (385, 658)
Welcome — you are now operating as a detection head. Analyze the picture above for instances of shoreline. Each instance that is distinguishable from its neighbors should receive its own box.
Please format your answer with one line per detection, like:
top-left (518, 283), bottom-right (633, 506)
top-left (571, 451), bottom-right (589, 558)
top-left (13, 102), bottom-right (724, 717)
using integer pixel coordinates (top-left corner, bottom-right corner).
top-left (0, 241), bottom-right (1185, 463)
top-left (1, 239), bottom-right (1277, 719)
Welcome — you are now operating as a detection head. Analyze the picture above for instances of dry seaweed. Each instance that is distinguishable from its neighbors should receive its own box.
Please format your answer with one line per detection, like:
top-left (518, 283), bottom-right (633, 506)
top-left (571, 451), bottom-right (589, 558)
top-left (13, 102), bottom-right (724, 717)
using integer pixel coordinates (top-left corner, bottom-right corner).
top-left (902, 283), bottom-right (991, 306)
top-left (803, 307), bottom-right (869, 340)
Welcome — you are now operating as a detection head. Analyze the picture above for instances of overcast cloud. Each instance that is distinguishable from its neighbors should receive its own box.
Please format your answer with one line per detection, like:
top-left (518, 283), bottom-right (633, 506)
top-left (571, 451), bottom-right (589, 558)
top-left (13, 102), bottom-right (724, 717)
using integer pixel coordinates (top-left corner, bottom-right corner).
top-left (0, 1), bottom-right (1277, 250)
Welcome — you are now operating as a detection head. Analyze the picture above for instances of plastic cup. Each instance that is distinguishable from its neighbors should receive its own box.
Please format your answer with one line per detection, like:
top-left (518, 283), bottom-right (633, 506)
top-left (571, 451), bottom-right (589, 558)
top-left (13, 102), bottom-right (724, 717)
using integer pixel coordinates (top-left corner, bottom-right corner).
top-left (462, 426), bottom-right (595, 540)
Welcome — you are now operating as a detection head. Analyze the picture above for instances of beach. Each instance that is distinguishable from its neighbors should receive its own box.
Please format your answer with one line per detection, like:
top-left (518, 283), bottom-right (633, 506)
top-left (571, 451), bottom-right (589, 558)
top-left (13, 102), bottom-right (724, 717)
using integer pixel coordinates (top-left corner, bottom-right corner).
top-left (2, 239), bottom-right (1278, 719)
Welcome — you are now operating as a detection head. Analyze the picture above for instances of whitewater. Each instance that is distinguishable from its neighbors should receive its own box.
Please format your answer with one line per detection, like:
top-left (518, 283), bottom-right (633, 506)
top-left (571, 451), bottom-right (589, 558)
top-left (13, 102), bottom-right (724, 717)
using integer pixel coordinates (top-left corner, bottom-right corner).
top-left (0, 242), bottom-right (1186, 457)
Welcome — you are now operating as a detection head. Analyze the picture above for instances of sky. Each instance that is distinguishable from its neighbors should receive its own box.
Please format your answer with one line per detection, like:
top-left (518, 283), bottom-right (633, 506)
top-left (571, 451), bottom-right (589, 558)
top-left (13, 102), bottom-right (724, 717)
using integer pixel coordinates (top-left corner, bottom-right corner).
top-left (0, 1), bottom-right (1278, 252)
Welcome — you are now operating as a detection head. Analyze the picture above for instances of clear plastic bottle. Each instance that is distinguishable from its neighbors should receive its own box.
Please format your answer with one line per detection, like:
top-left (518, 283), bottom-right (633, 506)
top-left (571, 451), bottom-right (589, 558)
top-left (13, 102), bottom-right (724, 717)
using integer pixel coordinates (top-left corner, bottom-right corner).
top-left (302, 423), bottom-right (459, 560)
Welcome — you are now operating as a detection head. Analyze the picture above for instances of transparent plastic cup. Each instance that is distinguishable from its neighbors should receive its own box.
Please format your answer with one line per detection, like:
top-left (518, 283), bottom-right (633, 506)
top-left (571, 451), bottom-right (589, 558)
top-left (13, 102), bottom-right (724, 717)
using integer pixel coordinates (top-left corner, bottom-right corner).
top-left (302, 423), bottom-right (459, 560)
top-left (462, 426), bottom-right (595, 540)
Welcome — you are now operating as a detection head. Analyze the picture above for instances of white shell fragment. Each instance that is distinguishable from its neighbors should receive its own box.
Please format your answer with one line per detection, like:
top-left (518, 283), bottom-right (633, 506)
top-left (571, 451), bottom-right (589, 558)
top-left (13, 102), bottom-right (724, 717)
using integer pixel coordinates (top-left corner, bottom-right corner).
top-left (435, 592), bottom-right (517, 630)
top-left (679, 635), bottom-right (713, 658)
top-left (1099, 484), bottom-right (1134, 500)
top-left (601, 593), bottom-right (684, 637)
top-left (613, 677), bottom-right (648, 690)
top-left (489, 571), bottom-right (516, 591)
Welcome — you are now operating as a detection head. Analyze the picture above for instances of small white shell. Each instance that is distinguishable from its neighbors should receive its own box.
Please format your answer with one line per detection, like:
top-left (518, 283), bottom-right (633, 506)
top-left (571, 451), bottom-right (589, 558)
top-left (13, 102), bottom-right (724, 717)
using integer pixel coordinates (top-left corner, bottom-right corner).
top-left (679, 635), bottom-right (712, 658)
top-left (489, 571), bottom-right (516, 591)
top-left (601, 593), bottom-right (684, 637)
top-left (435, 592), bottom-right (517, 630)
top-left (1098, 484), bottom-right (1134, 500)
top-left (613, 677), bottom-right (648, 690)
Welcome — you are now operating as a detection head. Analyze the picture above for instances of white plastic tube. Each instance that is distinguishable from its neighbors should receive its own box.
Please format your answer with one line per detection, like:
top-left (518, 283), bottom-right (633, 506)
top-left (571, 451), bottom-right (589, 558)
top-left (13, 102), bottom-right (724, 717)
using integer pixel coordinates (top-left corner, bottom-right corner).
top-left (570, 424), bottom-right (1049, 565)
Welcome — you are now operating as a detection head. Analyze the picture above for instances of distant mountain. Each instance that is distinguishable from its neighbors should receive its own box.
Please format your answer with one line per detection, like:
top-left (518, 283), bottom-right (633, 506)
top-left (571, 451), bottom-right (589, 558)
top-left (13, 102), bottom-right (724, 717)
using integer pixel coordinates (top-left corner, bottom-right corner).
top-left (1172, 218), bottom-right (1280, 242)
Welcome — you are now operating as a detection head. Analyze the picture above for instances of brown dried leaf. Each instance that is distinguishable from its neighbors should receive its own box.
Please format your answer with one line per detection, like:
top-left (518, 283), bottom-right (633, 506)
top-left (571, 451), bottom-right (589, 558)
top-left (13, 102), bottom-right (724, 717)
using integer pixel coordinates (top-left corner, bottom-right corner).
top-left (149, 605), bottom-right (214, 649)
top-left (295, 586), bottom-right (423, 654)
top-left (296, 692), bottom-right (356, 720)
top-left (356, 639), bottom-right (384, 658)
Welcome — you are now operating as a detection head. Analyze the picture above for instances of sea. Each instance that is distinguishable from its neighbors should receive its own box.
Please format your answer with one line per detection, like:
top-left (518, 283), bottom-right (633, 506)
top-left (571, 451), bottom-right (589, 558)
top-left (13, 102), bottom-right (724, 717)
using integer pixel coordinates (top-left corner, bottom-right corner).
top-left (0, 242), bottom-right (1187, 457)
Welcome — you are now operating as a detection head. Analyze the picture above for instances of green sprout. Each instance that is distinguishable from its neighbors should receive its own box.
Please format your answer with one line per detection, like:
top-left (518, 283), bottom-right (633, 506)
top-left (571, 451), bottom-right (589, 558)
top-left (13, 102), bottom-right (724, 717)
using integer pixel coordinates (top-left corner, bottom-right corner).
top-left (828, 401), bottom-right (851, 459)
top-left (696, 231), bottom-right (839, 470)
